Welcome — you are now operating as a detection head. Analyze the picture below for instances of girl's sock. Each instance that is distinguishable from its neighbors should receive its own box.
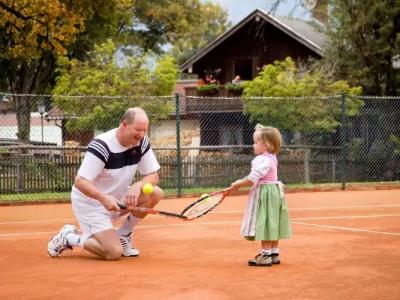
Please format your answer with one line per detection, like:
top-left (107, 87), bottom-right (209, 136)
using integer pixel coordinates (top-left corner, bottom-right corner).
top-left (261, 249), bottom-right (272, 255)
top-left (271, 248), bottom-right (279, 254)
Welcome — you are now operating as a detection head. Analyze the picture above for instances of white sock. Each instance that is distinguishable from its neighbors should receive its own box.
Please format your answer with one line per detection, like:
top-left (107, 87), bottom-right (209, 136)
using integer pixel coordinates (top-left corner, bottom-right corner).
top-left (116, 214), bottom-right (142, 236)
top-left (261, 249), bottom-right (272, 255)
top-left (271, 248), bottom-right (279, 254)
top-left (66, 232), bottom-right (81, 247)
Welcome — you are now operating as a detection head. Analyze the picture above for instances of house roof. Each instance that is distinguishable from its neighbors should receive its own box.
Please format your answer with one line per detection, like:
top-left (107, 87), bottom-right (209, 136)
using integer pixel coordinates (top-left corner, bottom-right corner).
top-left (0, 112), bottom-right (53, 126)
top-left (180, 8), bottom-right (326, 72)
top-left (45, 107), bottom-right (78, 121)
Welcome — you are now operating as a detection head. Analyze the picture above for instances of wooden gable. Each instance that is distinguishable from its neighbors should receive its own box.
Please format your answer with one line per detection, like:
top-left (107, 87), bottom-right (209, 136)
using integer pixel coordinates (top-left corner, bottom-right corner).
top-left (180, 9), bottom-right (325, 84)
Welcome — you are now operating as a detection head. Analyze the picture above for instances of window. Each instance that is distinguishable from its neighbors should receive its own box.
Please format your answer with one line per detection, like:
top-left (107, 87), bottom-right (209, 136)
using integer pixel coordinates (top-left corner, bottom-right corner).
top-left (234, 58), bottom-right (253, 80)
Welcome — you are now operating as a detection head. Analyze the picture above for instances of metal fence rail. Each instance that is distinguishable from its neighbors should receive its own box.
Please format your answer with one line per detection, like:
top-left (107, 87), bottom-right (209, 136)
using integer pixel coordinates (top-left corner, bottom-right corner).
top-left (0, 93), bottom-right (399, 199)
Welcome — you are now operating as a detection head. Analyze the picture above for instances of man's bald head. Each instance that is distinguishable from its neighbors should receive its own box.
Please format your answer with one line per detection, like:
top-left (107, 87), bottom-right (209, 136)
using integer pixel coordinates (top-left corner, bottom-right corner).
top-left (120, 107), bottom-right (148, 125)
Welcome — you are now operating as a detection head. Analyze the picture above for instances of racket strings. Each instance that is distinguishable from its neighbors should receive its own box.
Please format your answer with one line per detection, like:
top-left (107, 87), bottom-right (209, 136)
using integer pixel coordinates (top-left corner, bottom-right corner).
top-left (182, 194), bottom-right (224, 219)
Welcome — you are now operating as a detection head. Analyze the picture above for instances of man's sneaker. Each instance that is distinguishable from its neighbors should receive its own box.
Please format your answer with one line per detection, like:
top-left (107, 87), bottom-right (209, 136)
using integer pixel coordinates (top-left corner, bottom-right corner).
top-left (119, 232), bottom-right (139, 257)
top-left (248, 253), bottom-right (272, 267)
top-left (271, 253), bottom-right (280, 264)
top-left (48, 224), bottom-right (78, 257)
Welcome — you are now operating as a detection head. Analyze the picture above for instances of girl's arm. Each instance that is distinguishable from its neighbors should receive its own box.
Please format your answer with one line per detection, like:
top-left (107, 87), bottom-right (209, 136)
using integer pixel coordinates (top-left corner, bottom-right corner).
top-left (230, 177), bottom-right (253, 191)
top-left (231, 155), bottom-right (271, 191)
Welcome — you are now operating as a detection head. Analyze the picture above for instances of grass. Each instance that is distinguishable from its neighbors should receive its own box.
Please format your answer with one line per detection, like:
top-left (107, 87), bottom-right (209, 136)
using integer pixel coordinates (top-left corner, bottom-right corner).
top-left (1, 181), bottom-right (399, 205)
top-left (285, 181), bottom-right (400, 190)
top-left (0, 192), bottom-right (70, 203)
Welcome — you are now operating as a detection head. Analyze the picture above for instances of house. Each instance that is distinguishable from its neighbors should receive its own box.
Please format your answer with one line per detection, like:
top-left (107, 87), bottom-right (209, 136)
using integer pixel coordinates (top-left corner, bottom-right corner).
top-left (45, 107), bottom-right (94, 146)
top-left (180, 9), bottom-right (325, 84)
top-left (0, 112), bottom-right (61, 145)
top-left (177, 9), bottom-right (326, 147)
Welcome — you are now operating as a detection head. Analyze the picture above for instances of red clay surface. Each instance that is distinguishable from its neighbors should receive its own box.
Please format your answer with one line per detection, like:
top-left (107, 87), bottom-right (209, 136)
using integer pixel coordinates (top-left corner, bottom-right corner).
top-left (0, 189), bottom-right (400, 300)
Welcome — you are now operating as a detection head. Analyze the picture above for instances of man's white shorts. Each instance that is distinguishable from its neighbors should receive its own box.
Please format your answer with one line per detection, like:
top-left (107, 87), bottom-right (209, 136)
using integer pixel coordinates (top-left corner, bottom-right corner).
top-left (71, 196), bottom-right (127, 243)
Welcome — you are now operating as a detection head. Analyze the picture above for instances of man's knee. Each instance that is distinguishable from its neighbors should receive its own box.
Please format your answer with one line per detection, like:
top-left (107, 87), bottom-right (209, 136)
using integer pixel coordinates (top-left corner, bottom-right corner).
top-left (152, 186), bottom-right (164, 203)
top-left (104, 245), bottom-right (123, 261)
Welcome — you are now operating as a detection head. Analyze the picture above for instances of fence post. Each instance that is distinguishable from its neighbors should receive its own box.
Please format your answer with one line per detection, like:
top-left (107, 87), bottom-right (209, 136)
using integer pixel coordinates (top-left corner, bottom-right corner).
top-left (16, 146), bottom-right (24, 193)
top-left (340, 93), bottom-right (348, 190)
top-left (303, 146), bottom-right (311, 184)
top-left (175, 93), bottom-right (182, 197)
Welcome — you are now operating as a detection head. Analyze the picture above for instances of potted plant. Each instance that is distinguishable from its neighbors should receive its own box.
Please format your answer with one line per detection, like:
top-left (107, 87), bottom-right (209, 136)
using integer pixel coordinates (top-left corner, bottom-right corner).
top-left (225, 82), bottom-right (244, 96)
top-left (196, 83), bottom-right (220, 95)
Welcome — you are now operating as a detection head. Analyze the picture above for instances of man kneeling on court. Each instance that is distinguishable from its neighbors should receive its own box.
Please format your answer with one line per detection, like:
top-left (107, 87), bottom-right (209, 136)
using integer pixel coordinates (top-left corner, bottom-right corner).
top-left (48, 107), bottom-right (163, 260)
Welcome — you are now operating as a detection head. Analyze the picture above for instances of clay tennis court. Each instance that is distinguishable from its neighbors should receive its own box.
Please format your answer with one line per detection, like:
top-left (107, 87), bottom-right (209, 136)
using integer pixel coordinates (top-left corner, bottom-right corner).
top-left (1, 189), bottom-right (399, 299)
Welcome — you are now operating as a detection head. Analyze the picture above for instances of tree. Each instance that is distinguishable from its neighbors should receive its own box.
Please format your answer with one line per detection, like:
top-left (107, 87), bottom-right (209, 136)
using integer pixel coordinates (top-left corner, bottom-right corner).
top-left (242, 57), bottom-right (362, 136)
top-left (169, 2), bottom-right (230, 64)
top-left (325, 0), bottom-right (400, 95)
top-left (125, 0), bottom-right (229, 58)
top-left (267, 0), bottom-right (400, 95)
top-left (0, 0), bottom-right (133, 142)
top-left (53, 40), bottom-right (178, 131)
top-left (0, 0), bottom-right (228, 142)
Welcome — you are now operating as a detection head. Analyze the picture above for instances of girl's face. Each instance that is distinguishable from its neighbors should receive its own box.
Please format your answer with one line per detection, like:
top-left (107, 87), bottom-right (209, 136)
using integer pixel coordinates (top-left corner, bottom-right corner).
top-left (253, 131), bottom-right (270, 155)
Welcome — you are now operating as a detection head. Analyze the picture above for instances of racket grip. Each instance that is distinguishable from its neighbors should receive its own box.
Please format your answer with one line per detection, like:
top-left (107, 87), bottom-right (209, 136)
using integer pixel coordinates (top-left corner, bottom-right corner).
top-left (117, 202), bottom-right (127, 209)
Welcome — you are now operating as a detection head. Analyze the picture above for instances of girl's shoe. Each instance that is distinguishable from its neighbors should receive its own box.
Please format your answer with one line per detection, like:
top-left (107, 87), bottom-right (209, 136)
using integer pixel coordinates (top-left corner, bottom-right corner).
top-left (248, 253), bottom-right (272, 267)
top-left (271, 253), bottom-right (280, 264)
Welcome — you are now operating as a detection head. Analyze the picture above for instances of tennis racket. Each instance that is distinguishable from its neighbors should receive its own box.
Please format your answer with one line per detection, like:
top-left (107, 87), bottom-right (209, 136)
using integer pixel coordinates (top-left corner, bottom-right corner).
top-left (117, 187), bottom-right (231, 221)
top-left (117, 202), bottom-right (188, 220)
top-left (180, 187), bottom-right (231, 220)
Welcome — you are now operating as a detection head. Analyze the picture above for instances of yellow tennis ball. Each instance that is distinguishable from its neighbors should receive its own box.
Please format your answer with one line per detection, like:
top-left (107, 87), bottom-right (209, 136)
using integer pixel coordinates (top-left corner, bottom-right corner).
top-left (142, 183), bottom-right (154, 195)
top-left (201, 193), bottom-right (209, 199)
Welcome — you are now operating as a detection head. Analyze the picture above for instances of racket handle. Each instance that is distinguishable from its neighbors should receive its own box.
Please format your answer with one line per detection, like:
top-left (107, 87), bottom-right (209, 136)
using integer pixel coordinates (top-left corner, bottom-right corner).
top-left (117, 203), bottom-right (151, 213)
top-left (117, 202), bottom-right (127, 209)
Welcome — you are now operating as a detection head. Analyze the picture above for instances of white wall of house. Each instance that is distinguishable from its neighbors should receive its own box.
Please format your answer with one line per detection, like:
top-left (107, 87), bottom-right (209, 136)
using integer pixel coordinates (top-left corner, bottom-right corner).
top-left (0, 112), bottom-right (62, 145)
top-left (149, 119), bottom-right (200, 147)
top-left (0, 125), bottom-right (62, 145)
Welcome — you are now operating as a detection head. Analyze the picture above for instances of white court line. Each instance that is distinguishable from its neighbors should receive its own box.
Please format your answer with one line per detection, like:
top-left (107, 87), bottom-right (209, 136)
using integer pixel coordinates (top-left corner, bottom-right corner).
top-left (294, 214), bottom-right (400, 221)
top-left (0, 231), bottom-right (56, 237)
top-left (1, 203), bottom-right (400, 225)
top-left (2, 204), bottom-right (400, 226)
top-left (292, 221), bottom-right (400, 237)
top-left (213, 204), bottom-right (400, 214)
top-left (0, 221), bottom-right (240, 237)
top-left (290, 204), bottom-right (400, 211)
top-left (1, 214), bottom-right (400, 238)
top-left (0, 218), bottom-right (75, 225)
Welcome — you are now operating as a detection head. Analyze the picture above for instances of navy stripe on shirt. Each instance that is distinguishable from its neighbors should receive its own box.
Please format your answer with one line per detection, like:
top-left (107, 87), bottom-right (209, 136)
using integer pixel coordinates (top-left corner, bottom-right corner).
top-left (141, 136), bottom-right (150, 156)
top-left (87, 136), bottom-right (152, 169)
top-left (87, 139), bottom-right (110, 164)
top-left (105, 146), bottom-right (142, 169)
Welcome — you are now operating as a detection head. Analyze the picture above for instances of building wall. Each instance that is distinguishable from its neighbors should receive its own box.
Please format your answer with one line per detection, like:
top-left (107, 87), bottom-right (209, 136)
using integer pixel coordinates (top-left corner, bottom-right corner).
top-left (0, 125), bottom-right (62, 145)
top-left (149, 119), bottom-right (200, 148)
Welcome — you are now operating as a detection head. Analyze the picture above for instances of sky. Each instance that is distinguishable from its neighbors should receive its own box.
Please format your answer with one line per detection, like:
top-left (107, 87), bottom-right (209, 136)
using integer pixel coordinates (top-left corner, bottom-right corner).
top-left (210, 0), bottom-right (311, 24)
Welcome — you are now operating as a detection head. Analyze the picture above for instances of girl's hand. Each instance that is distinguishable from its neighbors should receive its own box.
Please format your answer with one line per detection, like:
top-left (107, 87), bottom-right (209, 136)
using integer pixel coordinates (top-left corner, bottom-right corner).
top-left (230, 180), bottom-right (242, 191)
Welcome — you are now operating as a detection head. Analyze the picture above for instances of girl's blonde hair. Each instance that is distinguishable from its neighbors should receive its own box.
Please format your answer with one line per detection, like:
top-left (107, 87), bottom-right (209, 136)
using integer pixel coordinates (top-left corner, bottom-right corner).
top-left (255, 124), bottom-right (282, 154)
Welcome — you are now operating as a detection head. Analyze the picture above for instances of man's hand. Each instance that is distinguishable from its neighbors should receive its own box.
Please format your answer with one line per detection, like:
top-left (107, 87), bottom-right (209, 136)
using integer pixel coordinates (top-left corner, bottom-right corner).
top-left (125, 183), bottom-right (141, 207)
top-left (101, 195), bottom-right (121, 211)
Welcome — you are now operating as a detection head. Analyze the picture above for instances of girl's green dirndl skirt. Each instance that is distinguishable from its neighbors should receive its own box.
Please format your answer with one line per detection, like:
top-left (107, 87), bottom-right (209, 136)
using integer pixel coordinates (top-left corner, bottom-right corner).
top-left (241, 183), bottom-right (291, 241)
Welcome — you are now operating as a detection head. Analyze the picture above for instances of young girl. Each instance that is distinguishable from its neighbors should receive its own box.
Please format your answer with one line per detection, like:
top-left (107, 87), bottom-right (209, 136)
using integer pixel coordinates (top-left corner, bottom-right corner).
top-left (230, 124), bottom-right (291, 266)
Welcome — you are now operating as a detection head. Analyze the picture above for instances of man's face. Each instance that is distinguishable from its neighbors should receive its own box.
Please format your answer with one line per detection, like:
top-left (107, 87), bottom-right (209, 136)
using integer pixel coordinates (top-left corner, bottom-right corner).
top-left (122, 114), bottom-right (149, 146)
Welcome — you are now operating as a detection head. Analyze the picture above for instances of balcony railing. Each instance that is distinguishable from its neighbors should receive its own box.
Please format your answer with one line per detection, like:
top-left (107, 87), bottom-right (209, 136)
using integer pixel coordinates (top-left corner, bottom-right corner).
top-left (184, 86), bottom-right (243, 113)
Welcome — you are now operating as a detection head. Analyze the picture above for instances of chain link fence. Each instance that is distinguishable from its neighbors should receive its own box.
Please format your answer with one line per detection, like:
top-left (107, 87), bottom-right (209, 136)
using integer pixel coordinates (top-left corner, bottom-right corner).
top-left (0, 93), bottom-right (399, 201)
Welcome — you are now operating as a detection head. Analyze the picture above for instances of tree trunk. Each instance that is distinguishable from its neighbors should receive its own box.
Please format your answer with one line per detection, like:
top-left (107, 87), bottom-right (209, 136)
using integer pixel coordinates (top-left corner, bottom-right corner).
top-left (15, 96), bottom-right (31, 143)
top-left (11, 55), bottom-right (55, 143)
